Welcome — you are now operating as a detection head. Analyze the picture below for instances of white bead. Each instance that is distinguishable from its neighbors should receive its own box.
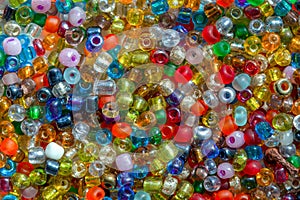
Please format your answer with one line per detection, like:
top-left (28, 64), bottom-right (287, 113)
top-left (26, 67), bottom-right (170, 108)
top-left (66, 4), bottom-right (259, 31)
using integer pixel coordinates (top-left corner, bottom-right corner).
top-left (45, 142), bottom-right (65, 160)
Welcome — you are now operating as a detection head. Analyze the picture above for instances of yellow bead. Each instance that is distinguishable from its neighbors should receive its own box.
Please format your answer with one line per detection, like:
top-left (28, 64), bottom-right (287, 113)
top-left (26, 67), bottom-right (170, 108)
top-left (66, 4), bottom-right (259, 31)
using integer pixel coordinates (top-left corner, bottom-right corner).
top-left (256, 168), bottom-right (274, 186)
top-left (43, 33), bottom-right (59, 51)
top-left (265, 67), bottom-right (282, 83)
top-left (202, 111), bottom-right (219, 128)
top-left (148, 96), bottom-right (167, 111)
top-left (72, 160), bottom-right (87, 178)
top-left (33, 56), bottom-right (48, 73)
top-left (131, 50), bottom-right (150, 65)
top-left (111, 18), bottom-right (125, 34)
top-left (85, 175), bottom-right (101, 188)
top-left (259, 2), bottom-right (274, 17)
top-left (42, 185), bottom-right (61, 200)
top-left (144, 65), bottom-right (164, 84)
top-left (185, 0), bottom-right (200, 11)
top-left (244, 36), bottom-right (262, 56)
top-left (253, 85), bottom-right (271, 102)
top-left (174, 181), bottom-right (194, 199)
top-left (48, 176), bottom-right (71, 194)
top-left (143, 177), bottom-right (163, 193)
top-left (0, 97), bottom-right (12, 118)
top-left (11, 173), bottom-right (31, 189)
top-left (127, 8), bottom-right (144, 26)
top-left (118, 52), bottom-right (132, 68)
top-left (289, 36), bottom-right (300, 52)
top-left (17, 65), bottom-right (34, 79)
top-left (274, 48), bottom-right (291, 66)
top-left (246, 97), bottom-right (262, 111)
top-left (0, 152), bottom-right (6, 168)
top-left (261, 33), bottom-right (281, 52)
top-left (167, 0), bottom-right (185, 9)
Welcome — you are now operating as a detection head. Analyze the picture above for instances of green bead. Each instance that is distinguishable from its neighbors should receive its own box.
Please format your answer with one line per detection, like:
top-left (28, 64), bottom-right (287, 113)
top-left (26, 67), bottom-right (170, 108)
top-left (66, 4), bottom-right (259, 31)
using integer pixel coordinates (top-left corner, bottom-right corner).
top-left (29, 168), bottom-right (47, 185)
top-left (175, 181), bottom-right (194, 199)
top-left (158, 141), bottom-right (178, 163)
top-left (33, 13), bottom-right (47, 27)
top-left (28, 106), bottom-right (43, 119)
top-left (233, 149), bottom-right (247, 172)
top-left (0, 50), bottom-right (7, 66)
top-left (246, 0), bottom-right (264, 6)
top-left (15, 6), bottom-right (34, 26)
top-left (117, 78), bottom-right (136, 93)
top-left (213, 40), bottom-right (231, 57)
top-left (193, 180), bottom-right (205, 193)
top-left (113, 138), bottom-right (132, 153)
top-left (164, 63), bottom-right (178, 76)
top-left (9, 0), bottom-right (22, 8)
top-left (59, 158), bottom-right (73, 176)
top-left (132, 95), bottom-right (149, 112)
top-left (124, 109), bottom-right (139, 124)
top-left (143, 177), bottom-right (163, 193)
top-left (149, 127), bottom-right (162, 145)
top-left (287, 155), bottom-right (300, 168)
top-left (272, 113), bottom-right (293, 131)
top-left (12, 121), bottom-right (22, 135)
top-left (235, 24), bottom-right (249, 39)
top-left (155, 109), bottom-right (167, 125)
top-left (241, 176), bottom-right (257, 190)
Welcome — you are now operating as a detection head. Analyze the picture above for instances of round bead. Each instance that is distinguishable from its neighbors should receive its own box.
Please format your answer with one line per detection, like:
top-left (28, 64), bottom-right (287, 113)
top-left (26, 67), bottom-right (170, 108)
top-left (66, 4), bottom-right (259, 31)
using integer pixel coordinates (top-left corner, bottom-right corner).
top-left (58, 48), bottom-right (81, 67)
top-left (68, 7), bottom-right (86, 27)
top-left (31, 0), bottom-right (51, 13)
top-left (217, 162), bottom-right (235, 179)
top-left (3, 37), bottom-right (22, 56)
top-left (226, 131), bottom-right (245, 148)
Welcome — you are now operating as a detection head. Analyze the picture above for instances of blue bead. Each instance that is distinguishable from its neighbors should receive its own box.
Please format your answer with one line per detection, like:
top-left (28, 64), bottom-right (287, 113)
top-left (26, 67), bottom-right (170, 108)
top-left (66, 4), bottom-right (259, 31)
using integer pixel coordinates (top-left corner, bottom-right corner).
top-left (107, 45), bottom-right (121, 60)
top-left (192, 11), bottom-right (208, 31)
top-left (37, 87), bottom-right (53, 103)
top-left (75, 80), bottom-right (92, 96)
top-left (45, 159), bottom-right (60, 176)
top-left (2, 6), bottom-right (15, 21)
top-left (0, 159), bottom-right (16, 177)
top-left (19, 46), bottom-right (36, 63)
top-left (46, 98), bottom-right (63, 121)
top-left (117, 172), bottom-right (134, 188)
top-left (172, 25), bottom-right (189, 34)
top-left (255, 121), bottom-right (274, 140)
top-left (63, 67), bottom-right (81, 85)
top-left (232, 73), bottom-right (251, 91)
top-left (245, 145), bottom-right (264, 160)
top-left (132, 165), bottom-right (148, 179)
top-left (166, 89), bottom-right (184, 107)
top-left (66, 94), bottom-right (83, 111)
top-left (6, 84), bottom-right (23, 100)
top-left (17, 34), bottom-right (30, 48)
top-left (134, 191), bottom-right (151, 200)
top-left (85, 95), bottom-right (98, 113)
top-left (201, 139), bottom-right (219, 158)
top-left (130, 127), bottom-right (149, 148)
top-left (86, 27), bottom-right (102, 36)
top-left (0, 66), bottom-right (5, 79)
top-left (2, 194), bottom-right (18, 200)
top-left (167, 157), bottom-right (185, 175)
top-left (177, 8), bottom-right (192, 24)
top-left (234, 106), bottom-right (248, 126)
top-left (95, 128), bottom-right (112, 146)
top-left (5, 56), bottom-right (20, 72)
top-left (219, 148), bottom-right (236, 161)
top-left (86, 34), bottom-right (104, 53)
top-left (151, 0), bottom-right (169, 15)
top-left (104, 197), bottom-right (113, 200)
top-left (0, 35), bottom-right (7, 50)
top-left (274, 0), bottom-right (292, 16)
top-left (107, 60), bottom-right (124, 79)
top-left (118, 187), bottom-right (135, 200)
top-left (292, 53), bottom-right (300, 69)
top-left (235, 0), bottom-right (249, 8)
top-left (56, 112), bottom-right (73, 130)
top-left (55, 0), bottom-right (74, 14)
top-left (47, 68), bottom-right (63, 87)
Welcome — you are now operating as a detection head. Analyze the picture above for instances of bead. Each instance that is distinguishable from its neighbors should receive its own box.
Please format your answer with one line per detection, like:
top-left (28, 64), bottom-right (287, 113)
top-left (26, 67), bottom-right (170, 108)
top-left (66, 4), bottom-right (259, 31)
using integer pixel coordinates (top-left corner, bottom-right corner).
top-left (216, 16), bottom-right (233, 35)
top-left (45, 159), bottom-right (59, 176)
top-left (217, 162), bottom-right (235, 179)
top-left (0, 138), bottom-right (18, 156)
top-left (0, 159), bottom-right (16, 177)
top-left (213, 40), bottom-right (231, 56)
top-left (161, 29), bottom-right (180, 48)
top-left (28, 147), bottom-right (46, 164)
top-left (45, 142), bottom-right (64, 160)
top-left (63, 67), bottom-right (81, 85)
top-left (59, 48), bottom-right (81, 67)
top-left (203, 176), bottom-right (221, 192)
top-left (116, 153), bottom-right (133, 171)
top-left (245, 145), bottom-right (263, 160)
top-left (255, 121), bottom-right (275, 140)
top-left (2, 37), bottom-right (22, 56)
top-left (151, 0), bottom-right (169, 15)
top-left (44, 15), bottom-right (60, 33)
top-left (68, 7), bottom-right (86, 27)
top-left (86, 186), bottom-right (105, 200)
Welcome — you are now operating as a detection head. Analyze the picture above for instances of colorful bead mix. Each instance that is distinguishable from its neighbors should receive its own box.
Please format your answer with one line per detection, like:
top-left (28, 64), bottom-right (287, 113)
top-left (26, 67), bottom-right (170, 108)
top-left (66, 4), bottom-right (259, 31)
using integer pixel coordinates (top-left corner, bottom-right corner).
top-left (0, 0), bottom-right (300, 199)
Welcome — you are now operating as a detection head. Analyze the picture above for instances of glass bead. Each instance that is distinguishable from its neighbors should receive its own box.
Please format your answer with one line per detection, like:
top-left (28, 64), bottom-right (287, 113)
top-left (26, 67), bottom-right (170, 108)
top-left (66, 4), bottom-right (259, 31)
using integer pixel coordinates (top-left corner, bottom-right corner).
top-left (201, 139), bottom-right (219, 158)
top-left (245, 145), bottom-right (263, 160)
top-left (203, 176), bottom-right (221, 192)
top-left (161, 29), bottom-right (180, 48)
top-left (213, 40), bottom-right (231, 57)
top-left (151, 0), bottom-right (169, 15)
top-left (216, 16), bottom-right (233, 35)
top-left (241, 176), bottom-right (257, 190)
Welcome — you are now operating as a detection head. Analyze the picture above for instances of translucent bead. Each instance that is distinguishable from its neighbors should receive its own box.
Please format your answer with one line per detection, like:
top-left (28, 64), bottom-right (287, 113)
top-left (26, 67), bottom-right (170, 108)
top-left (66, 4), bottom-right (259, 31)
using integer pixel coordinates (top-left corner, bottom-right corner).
top-left (8, 104), bottom-right (26, 122)
top-left (201, 139), bottom-right (219, 158)
top-left (93, 79), bottom-right (116, 95)
top-left (99, 145), bottom-right (116, 165)
top-left (272, 113), bottom-right (293, 131)
top-left (94, 52), bottom-right (113, 73)
top-left (274, 0), bottom-right (291, 16)
top-left (175, 181), bottom-right (194, 199)
top-left (245, 145), bottom-right (263, 160)
top-left (134, 191), bottom-right (151, 200)
top-left (204, 158), bottom-right (217, 175)
top-left (248, 19), bottom-right (265, 36)
top-left (99, 0), bottom-right (115, 13)
top-left (279, 144), bottom-right (296, 158)
top-left (72, 160), bottom-right (87, 178)
top-left (21, 119), bottom-right (39, 136)
top-left (216, 16), bottom-right (233, 35)
top-left (265, 16), bottom-right (283, 32)
top-left (202, 90), bottom-right (219, 108)
top-left (279, 130), bottom-right (294, 145)
top-left (127, 8), bottom-right (144, 26)
top-left (256, 168), bottom-right (274, 186)
top-left (143, 176), bottom-right (163, 193)
top-left (232, 73), bottom-right (251, 91)
top-left (161, 29), bottom-right (180, 48)
top-left (28, 147), bottom-right (46, 164)
top-left (63, 67), bottom-right (81, 85)
top-left (255, 121), bottom-right (275, 140)
top-left (203, 176), bottom-right (221, 192)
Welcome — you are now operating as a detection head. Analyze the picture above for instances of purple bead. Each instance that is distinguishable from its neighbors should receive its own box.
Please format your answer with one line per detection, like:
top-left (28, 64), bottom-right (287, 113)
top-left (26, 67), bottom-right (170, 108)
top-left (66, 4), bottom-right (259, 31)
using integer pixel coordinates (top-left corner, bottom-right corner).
top-left (217, 162), bottom-right (234, 179)
top-left (116, 153), bottom-right (133, 171)
top-left (58, 48), bottom-right (81, 67)
top-left (68, 7), bottom-right (86, 27)
top-left (3, 37), bottom-right (22, 56)
top-left (31, 0), bottom-right (52, 13)
top-left (225, 131), bottom-right (245, 148)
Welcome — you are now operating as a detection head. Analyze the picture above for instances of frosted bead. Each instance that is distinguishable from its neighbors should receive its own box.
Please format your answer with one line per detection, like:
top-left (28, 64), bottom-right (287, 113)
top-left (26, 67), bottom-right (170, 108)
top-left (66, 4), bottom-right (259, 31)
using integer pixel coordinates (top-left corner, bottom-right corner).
top-left (279, 130), bottom-right (294, 145)
top-left (116, 153), bottom-right (133, 171)
top-left (22, 186), bottom-right (38, 199)
top-left (94, 52), bottom-right (113, 73)
top-left (31, 0), bottom-right (51, 13)
top-left (58, 48), bottom-right (81, 67)
top-left (226, 131), bottom-right (245, 148)
top-left (217, 162), bottom-right (235, 179)
top-left (45, 142), bottom-right (65, 160)
top-left (2, 73), bottom-right (20, 85)
top-left (68, 7), bottom-right (86, 27)
top-left (72, 122), bottom-right (90, 140)
top-left (185, 47), bottom-right (204, 65)
top-left (162, 29), bottom-right (180, 48)
top-left (3, 37), bottom-right (22, 56)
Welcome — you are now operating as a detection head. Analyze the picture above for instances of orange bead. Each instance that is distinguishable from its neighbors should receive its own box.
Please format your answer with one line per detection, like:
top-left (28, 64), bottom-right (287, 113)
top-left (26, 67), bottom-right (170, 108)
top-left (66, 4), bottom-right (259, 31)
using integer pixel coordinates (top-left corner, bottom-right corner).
top-left (44, 16), bottom-right (60, 33)
top-left (98, 95), bottom-right (116, 108)
top-left (292, 99), bottom-right (300, 115)
top-left (102, 34), bottom-right (118, 51)
top-left (0, 138), bottom-right (18, 156)
top-left (119, 0), bottom-right (133, 4)
top-left (0, 97), bottom-right (12, 118)
top-left (190, 100), bottom-right (208, 116)
top-left (266, 109), bottom-right (279, 123)
top-left (234, 193), bottom-right (251, 200)
top-left (33, 57), bottom-right (48, 73)
top-left (112, 122), bottom-right (132, 139)
top-left (219, 115), bottom-right (238, 136)
top-left (32, 73), bottom-right (49, 91)
top-left (43, 33), bottom-right (59, 50)
top-left (86, 186), bottom-right (105, 200)
top-left (18, 65), bottom-right (35, 79)
top-left (215, 190), bottom-right (233, 200)
top-left (36, 124), bottom-right (57, 143)
top-left (0, 120), bottom-right (15, 137)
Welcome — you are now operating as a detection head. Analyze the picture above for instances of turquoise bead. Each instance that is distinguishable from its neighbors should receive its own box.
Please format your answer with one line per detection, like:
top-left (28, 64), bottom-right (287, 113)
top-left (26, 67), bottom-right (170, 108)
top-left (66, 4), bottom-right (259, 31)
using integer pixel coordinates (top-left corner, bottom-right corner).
top-left (151, 0), bottom-right (169, 15)
top-left (63, 67), bottom-right (81, 85)
top-left (134, 191), bottom-right (151, 200)
top-left (274, 0), bottom-right (292, 16)
top-left (232, 73), bottom-right (251, 91)
top-left (0, 159), bottom-right (16, 177)
top-left (234, 106), bottom-right (247, 126)
top-left (245, 145), bottom-right (263, 160)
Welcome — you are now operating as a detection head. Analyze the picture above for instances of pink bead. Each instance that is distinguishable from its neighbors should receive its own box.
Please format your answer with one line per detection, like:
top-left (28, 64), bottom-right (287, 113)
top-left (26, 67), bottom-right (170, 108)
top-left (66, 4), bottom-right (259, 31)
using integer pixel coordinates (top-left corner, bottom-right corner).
top-left (2, 73), bottom-right (20, 85)
top-left (22, 186), bottom-right (38, 198)
top-left (31, 0), bottom-right (51, 13)
top-left (217, 162), bottom-right (234, 179)
top-left (185, 47), bottom-right (204, 65)
top-left (174, 126), bottom-right (193, 143)
top-left (283, 66), bottom-right (296, 83)
top-left (58, 48), bottom-right (81, 67)
top-left (225, 131), bottom-right (245, 148)
top-left (3, 37), bottom-right (22, 56)
top-left (116, 153), bottom-right (133, 171)
top-left (68, 7), bottom-right (86, 27)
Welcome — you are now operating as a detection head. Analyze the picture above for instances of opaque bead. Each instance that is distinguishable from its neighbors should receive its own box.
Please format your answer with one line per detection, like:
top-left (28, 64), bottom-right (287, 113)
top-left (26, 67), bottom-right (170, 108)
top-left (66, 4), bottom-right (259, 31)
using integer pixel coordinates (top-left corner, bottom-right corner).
top-left (3, 37), bottom-right (22, 56)
top-left (86, 186), bottom-right (105, 200)
top-left (0, 138), bottom-right (18, 156)
top-left (68, 7), bottom-right (86, 27)
top-left (44, 16), bottom-right (60, 33)
top-left (31, 0), bottom-right (51, 13)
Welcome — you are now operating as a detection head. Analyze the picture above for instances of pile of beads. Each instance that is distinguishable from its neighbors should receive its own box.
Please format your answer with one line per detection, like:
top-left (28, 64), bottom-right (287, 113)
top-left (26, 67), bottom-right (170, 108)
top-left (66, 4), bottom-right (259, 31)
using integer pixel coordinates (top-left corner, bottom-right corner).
top-left (0, 0), bottom-right (300, 199)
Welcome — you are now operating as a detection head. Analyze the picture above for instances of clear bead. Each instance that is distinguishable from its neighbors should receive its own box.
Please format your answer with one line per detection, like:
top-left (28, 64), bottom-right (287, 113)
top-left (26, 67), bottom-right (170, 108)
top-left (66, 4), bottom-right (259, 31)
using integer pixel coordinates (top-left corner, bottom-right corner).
top-left (8, 104), bottom-right (26, 122)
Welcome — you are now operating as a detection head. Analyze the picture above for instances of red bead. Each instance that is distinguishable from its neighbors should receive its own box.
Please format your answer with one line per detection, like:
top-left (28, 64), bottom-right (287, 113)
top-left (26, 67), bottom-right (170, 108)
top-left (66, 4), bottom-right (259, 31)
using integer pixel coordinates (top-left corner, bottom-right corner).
top-left (243, 160), bottom-right (262, 175)
top-left (102, 34), bottom-right (118, 51)
top-left (237, 89), bottom-right (252, 103)
top-left (159, 123), bottom-right (178, 139)
top-left (57, 20), bottom-right (72, 37)
top-left (17, 162), bottom-right (35, 176)
top-left (215, 190), bottom-right (233, 200)
top-left (274, 164), bottom-right (289, 183)
top-left (174, 65), bottom-right (193, 84)
top-left (150, 49), bottom-right (169, 64)
top-left (190, 193), bottom-right (207, 200)
top-left (173, 125), bottom-right (193, 143)
top-left (0, 177), bottom-right (12, 193)
top-left (216, 0), bottom-right (234, 7)
top-left (191, 100), bottom-right (208, 116)
top-left (33, 39), bottom-right (46, 57)
top-left (0, 138), bottom-right (18, 156)
top-left (218, 64), bottom-right (235, 84)
top-left (266, 110), bottom-right (279, 123)
top-left (244, 6), bottom-right (261, 19)
top-left (234, 193), bottom-right (251, 200)
top-left (244, 128), bottom-right (261, 145)
top-left (248, 110), bottom-right (266, 127)
top-left (202, 25), bottom-right (221, 45)
top-left (243, 60), bottom-right (260, 76)
top-left (166, 106), bottom-right (181, 124)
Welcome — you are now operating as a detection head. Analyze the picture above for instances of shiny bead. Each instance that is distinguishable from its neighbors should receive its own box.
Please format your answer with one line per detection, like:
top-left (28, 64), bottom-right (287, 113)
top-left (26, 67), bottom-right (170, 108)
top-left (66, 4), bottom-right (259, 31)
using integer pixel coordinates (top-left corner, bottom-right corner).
top-left (116, 153), bottom-right (133, 171)
top-left (216, 16), bottom-right (233, 35)
top-left (256, 168), bottom-right (274, 186)
top-left (31, 0), bottom-right (52, 13)
top-left (86, 34), bottom-right (104, 53)
top-left (203, 176), bottom-right (221, 192)
top-left (245, 145), bottom-right (263, 160)
top-left (127, 8), bottom-right (144, 26)
top-left (151, 0), bottom-right (169, 15)
top-left (59, 48), bottom-right (81, 67)
top-left (213, 40), bottom-right (231, 56)
top-left (86, 186), bottom-right (105, 200)
top-left (217, 162), bottom-right (235, 179)
top-left (161, 29), bottom-right (180, 48)
top-left (45, 159), bottom-right (59, 176)
top-left (255, 121), bottom-right (275, 140)
top-left (272, 113), bottom-right (293, 131)
top-left (28, 147), bottom-right (45, 164)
